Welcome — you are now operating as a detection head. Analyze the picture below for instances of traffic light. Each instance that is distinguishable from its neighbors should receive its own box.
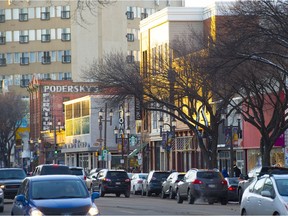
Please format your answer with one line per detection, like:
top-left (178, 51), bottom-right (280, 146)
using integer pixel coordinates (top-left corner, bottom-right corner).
top-left (54, 144), bottom-right (58, 154)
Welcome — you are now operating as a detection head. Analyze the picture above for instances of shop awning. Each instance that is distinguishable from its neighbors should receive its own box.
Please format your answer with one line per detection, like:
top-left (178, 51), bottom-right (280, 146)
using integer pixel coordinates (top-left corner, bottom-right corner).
top-left (128, 143), bottom-right (148, 158)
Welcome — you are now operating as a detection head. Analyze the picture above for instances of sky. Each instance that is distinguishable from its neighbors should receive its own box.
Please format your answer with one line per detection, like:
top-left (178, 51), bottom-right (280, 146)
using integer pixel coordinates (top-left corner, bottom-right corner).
top-left (185, 0), bottom-right (237, 7)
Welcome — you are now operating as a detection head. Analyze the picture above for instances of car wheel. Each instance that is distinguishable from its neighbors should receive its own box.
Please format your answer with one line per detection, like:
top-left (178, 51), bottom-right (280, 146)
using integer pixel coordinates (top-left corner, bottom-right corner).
top-left (169, 187), bottom-right (175, 199)
top-left (132, 186), bottom-right (136, 195)
top-left (238, 188), bottom-right (243, 204)
top-left (241, 209), bottom-right (247, 216)
top-left (116, 193), bottom-right (121, 197)
top-left (176, 190), bottom-right (183, 204)
top-left (208, 199), bottom-right (214, 205)
top-left (0, 206), bottom-right (3, 213)
top-left (220, 198), bottom-right (228, 205)
top-left (124, 190), bottom-right (130, 198)
top-left (99, 186), bottom-right (105, 197)
top-left (160, 189), bottom-right (166, 199)
top-left (187, 190), bottom-right (195, 204)
top-left (147, 189), bottom-right (152, 197)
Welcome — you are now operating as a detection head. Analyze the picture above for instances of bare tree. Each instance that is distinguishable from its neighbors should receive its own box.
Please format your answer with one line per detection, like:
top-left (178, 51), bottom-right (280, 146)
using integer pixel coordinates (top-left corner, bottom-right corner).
top-left (0, 93), bottom-right (28, 167)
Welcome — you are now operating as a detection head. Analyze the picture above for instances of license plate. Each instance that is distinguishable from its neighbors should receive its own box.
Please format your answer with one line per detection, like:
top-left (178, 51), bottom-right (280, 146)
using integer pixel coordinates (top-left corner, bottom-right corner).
top-left (208, 184), bottom-right (216, 188)
top-left (116, 182), bottom-right (121, 185)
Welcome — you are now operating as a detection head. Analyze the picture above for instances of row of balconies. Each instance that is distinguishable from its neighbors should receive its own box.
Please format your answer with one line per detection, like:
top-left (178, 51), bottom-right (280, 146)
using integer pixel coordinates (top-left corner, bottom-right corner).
top-left (0, 55), bottom-right (71, 66)
top-left (0, 33), bottom-right (71, 45)
top-left (0, 11), bottom-right (70, 23)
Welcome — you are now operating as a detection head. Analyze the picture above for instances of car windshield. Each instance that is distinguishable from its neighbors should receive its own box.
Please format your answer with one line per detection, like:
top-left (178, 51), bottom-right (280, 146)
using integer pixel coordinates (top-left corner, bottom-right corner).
top-left (0, 169), bottom-right (26, 179)
top-left (197, 172), bottom-right (221, 179)
top-left (228, 178), bottom-right (240, 185)
top-left (41, 166), bottom-right (70, 175)
top-left (153, 172), bottom-right (170, 180)
top-left (276, 179), bottom-right (288, 196)
top-left (32, 179), bottom-right (89, 199)
top-left (139, 174), bottom-right (148, 179)
top-left (70, 169), bottom-right (84, 176)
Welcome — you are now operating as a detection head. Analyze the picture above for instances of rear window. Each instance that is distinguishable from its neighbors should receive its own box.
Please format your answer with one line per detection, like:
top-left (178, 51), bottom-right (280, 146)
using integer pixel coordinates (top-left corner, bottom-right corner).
top-left (106, 171), bottom-right (128, 179)
top-left (70, 168), bottom-right (84, 176)
top-left (197, 171), bottom-right (221, 179)
top-left (177, 174), bottom-right (185, 180)
top-left (139, 174), bottom-right (148, 179)
top-left (41, 166), bottom-right (70, 175)
top-left (153, 172), bottom-right (170, 180)
top-left (228, 178), bottom-right (240, 185)
top-left (0, 169), bottom-right (26, 179)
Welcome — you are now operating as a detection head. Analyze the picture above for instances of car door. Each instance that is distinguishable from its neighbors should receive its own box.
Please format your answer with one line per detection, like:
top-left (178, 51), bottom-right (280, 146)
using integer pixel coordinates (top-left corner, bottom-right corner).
top-left (257, 177), bottom-right (277, 215)
top-left (162, 173), bottom-right (173, 194)
top-left (178, 171), bottom-right (191, 196)
top-left (12, 179), bottom-right (30, 215)
top-left (92, 170), bottom-right (104, 191)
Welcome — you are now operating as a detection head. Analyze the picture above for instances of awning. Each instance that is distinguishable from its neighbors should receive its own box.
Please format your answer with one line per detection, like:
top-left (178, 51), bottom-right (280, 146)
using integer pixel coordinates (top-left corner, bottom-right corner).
top-left (128, 143), bottom-right (148, 158)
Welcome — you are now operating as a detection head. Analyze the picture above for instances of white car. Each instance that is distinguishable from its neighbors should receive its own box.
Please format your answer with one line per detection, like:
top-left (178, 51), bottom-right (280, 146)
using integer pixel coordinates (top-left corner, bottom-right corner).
top-left (0, 188), bottom-right (4, 212)
top-left (130, 173), bottom-right (148, 195)
top-left (240, 174), bottom-right (288, 215)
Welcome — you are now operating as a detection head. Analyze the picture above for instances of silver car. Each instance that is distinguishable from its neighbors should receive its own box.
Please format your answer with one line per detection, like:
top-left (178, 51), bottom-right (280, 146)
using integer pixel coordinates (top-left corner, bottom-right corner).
top-left (240, 174), bottom-right (288, 215)
top-left (0, 188), bottom-right (4, 212)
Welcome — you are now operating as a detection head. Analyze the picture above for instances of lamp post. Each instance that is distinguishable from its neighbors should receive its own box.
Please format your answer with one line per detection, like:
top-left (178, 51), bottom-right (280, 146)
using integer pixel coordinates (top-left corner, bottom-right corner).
top-left (221, 110), bottom-right (241, 177)
top-left (159, 116), bottom-right (176, 171)
top-left (98, 103), bottom-right (113, 169)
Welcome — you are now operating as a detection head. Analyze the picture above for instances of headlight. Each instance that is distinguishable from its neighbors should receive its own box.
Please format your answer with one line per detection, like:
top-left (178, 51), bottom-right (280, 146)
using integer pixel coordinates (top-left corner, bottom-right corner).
top-left (0, 185), bottom-right (5, 189)
top-left (87, 206), bottom-right (100, 216)
top-left (29, 207), bottom-right (44, 216)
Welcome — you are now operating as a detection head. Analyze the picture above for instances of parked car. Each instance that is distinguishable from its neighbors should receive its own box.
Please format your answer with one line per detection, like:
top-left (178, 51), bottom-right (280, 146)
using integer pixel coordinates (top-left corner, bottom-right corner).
top-left (11, 175), bottom-right (100, 215)
top-left (32, 164), bottom-right (71, 175)
top-left (240, 173), bottom-right (288, 215)
top-left (161, 172), bottom-right (186, 199)
top-left (69, 166), bottom-right (86, 181)
top-left (89, 168), bottom-right (103, 175)
top-left (86, 172), bottom-right (99, 191)
top-left (91, 169), bottom-right (131, 197)
top-left (176, 168), bottom-right (228, 205)
top-left (0, 168), bottom-right (27, 199)
top-left (238, 166), bottom-right (288, 203)
top-left (142, 171), bottom-right (170, 196)
top-left (130, 173), bottom-right (148, 195)
top-left (225, 177), bottom-right (239, 202)
top-left (0, 188), bottom-right (4, 212)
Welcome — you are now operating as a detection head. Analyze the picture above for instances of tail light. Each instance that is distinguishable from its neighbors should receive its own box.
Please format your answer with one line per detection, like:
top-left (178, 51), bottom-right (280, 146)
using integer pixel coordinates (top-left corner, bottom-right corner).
top-left (221, 180), bottom-right (228, 185)
top-left (228, 186), bottom-right (236, 191)
top-left (137, 180), bottom-right (143, 184)
top-left (103, 178), bottom-right (111, 182)
top-left (175, 180), bottom-right (180, 183)
top-left (125, 178), bottom-right (130, 182)
top-left (84, 175), bottom-right (86, 180)
top-left (193, 179), bottom-right (203, 184)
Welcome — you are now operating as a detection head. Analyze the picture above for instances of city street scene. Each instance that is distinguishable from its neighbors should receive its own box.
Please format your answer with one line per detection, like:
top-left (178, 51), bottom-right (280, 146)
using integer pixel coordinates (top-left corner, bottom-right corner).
top-left (1, 0), bottom-right (288, 215)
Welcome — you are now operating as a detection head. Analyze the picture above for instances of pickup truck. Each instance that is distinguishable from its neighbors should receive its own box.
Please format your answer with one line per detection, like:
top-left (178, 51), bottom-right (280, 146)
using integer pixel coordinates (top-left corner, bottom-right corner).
top-left (237, 166), bottom-right (288, 203)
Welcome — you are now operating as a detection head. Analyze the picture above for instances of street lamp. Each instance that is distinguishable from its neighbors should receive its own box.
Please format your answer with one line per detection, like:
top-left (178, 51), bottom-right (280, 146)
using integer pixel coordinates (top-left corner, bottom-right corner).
top-left (159, 116), bottom-right (176, 171)
top-left (221, 109), bottom-right (242, 177)
top-left (98, 103), bottom-right (113, 168)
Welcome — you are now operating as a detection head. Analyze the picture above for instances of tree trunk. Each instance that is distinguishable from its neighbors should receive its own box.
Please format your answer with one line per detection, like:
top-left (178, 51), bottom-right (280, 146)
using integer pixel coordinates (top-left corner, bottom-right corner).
top-left (260, 137), bottom-right (272, 167)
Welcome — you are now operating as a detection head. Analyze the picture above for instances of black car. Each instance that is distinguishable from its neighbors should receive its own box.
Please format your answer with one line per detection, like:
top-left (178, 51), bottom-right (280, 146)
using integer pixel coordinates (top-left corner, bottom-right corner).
top-left (91, 169), bottom-right (131, 197)
top-left (0, 168), bottom-right (27, 199)
top-left (142, 171), bottom-right (170, 196)
top-left (176, 168), bottom-right (228, 205)
top-left (32, 164), bottom-right (71, 175)
top-left (225, 177), bottom-right (239, 201)
top-left (161, 172), bottom-right (186, 199)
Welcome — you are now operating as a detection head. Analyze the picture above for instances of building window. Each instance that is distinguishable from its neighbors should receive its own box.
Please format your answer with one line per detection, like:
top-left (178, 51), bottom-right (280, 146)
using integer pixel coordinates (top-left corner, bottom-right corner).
top-left (61, 6), bottom-right (70, 19)
top-left (61, 33), bottom-right (71, 41)
top-left (0, 54), bottom-right (6, 66)
top-left (20, 78), bottom-right (29, 88)
top-left (19, 35), bottom-right (29, 44)
top-left (20, 53), bottom-right (29, 65)
top-left (62, 51), bottom-right (71, 63)
top-left (19, 9), bottom-right (28, 22)
top-left (0, 14), bottom-right (5, 23)
top-left (141, 12), bottom-right (148, 20)
top-left (42, 52), bottom-right (51, 64)
top-left (126, 55), bottom-right (134, 63)
top-left (41, 34), bottom-right (51, 42)
top-left (126, 11), bottom-right (134, 20)
top-left (41, 11), bottom-right (50, 20)
top-left (59, 72), bottom-right (72, 80)
top-left (0, 36), bottom-right (5, 45)
top-left (126, 33), bottom-right (134, 42)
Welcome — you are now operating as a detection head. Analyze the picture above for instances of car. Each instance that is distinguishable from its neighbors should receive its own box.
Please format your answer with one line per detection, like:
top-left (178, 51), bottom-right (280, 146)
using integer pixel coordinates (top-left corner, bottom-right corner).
top-left (161, 172), bottom-right (186, 199)
top-left (0, 168), bottom-right (27, 199)
top-left (69, 166), bottom-right (87, 181)
top-left (91, 169), bottom-right (131, 197)
top-left (240, 173), bottom-right (288, 215)
top-left (86, 172), bottom-right (100, 191)
top-left (89, 168), bottom-right (103, 175)
top-left (32, 164), bottom-right (71, 175)
top-left (142, 171), bottom-right (170, 196)
top-left (130, 173), bottom-right (148, 195)
top-left (11, 175), bottom-right (100, 215)
top-left (238, 166), bottom-right (288, 203)
top-left (0, 188), bottom-right (4, 212)
top-left (225, 177), bottom-right (239, 202)
top-left (176, 168), bottom-right (228, 205)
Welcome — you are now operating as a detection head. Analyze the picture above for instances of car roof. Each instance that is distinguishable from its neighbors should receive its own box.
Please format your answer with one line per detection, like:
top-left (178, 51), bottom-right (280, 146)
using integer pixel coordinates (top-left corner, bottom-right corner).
top-left (0, 168), bottom-right (25, 170)
top-left (27, 175), bottom-right (80, 182)
top-left (37, 164), bottom-right (68, 167)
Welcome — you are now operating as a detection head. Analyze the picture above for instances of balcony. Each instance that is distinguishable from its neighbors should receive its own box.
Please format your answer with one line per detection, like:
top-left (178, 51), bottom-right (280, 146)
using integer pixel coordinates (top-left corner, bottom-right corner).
top-left (41, 12), bottom-right (50, 20)
top-left (61, 33), bottom-right (71, 41)
top-left (126, 33), bottom-right (134, 42)
top-left (62, 55), bottom-right (71, 63)
top-left (0, 58), bottom-right (6, 66)
top-left (41, 34), bottom-right (51, 42)
top-left (0, 14), bottom-right (5, 23)
top-left (0, 36), bottom-right (5, 45)
top-left (20, 57), bottom-right (29, 65)
top-left (19, 13), bottom-right (28, 22)
top-left (19, 35), bottom-right (29, 44)
top-left (126, 55), bottom-right (134, 63)
top-left (20, 79), bottom-right (29, 88)
top-left (61, 11), bottom-right (70, 19)
top-left (126, 11), bottom-right (134, 20)
top-left (41, 56), bottom-right (51, 64)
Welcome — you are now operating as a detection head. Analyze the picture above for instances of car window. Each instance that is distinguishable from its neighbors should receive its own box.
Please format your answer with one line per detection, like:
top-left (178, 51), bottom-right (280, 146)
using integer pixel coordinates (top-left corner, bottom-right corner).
top-left (197, 172), bottom-right (221, 179)
top-left (252, 178), bottom-right (265, 194)
top-left (70, 168), bottom-right (84, 175)
top-left (139, 174), bottom-right (147, 179)
top-left (152, 172), bottom-right (170, 180)
top-left (177, 174), bottom-right (185, 181)
top-left (106, 171), bottom-right (128, 179)
top-left (262, 178), bottom-right (275, 197)
top-left (276, 179), bottom-right (288, 196)
top-left (41, 166), bottom-right (70, 175)
top-left (228, 178), bottom-right (240, 185)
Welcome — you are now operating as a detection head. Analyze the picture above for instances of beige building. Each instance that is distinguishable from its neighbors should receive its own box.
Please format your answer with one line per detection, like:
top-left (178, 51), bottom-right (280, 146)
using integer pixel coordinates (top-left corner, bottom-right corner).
top-left (0, 0), bottom-right (183, 97)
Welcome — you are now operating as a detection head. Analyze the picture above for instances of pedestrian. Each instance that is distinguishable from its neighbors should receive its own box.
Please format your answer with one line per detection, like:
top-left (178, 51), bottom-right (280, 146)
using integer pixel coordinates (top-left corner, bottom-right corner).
top-left (222, 168), bottom-right (229, 178)
top-left (233, 163), bottom-right (241, 177)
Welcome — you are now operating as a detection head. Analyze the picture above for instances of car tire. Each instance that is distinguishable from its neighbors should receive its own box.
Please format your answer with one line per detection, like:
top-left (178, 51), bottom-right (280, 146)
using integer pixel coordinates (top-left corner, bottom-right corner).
top-left (238, 188), bottom-right (243, 204)
top-left (208, 199), bottom-right (214, 205)
top-left (99, 186), bottom-right (105, 197)
top-left (169, 187), bottom-right (175, 199)
top-left (124, 190), bottom-right (130, 198)
top-left (116, 193), bottom-right (121, 197)
top-left (187, 190), bottom-right (195, 204)
top-left (176, 190), bottom-right (183, 204)
top-left (220, 198), bottom-right (228, 205)
top-left (147, 189), bottom-right (152, 197)
top-left (132, 186), bottom-right (136, 195)
top-left (0, 206), bottom-right (3, 213)
top-left (160, 189), bottom-right (166, 199)
top-left (241, 209), bottom-right (247, 216)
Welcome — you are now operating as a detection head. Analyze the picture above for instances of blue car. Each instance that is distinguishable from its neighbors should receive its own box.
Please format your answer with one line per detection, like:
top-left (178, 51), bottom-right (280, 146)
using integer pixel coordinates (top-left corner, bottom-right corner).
top-left (11, 175), bottom-right (100, 215)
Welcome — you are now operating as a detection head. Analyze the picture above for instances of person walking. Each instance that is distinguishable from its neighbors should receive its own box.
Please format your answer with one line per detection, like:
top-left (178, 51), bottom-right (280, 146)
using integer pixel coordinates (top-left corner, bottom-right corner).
top-left (233, 163), bottom-right (241, 177)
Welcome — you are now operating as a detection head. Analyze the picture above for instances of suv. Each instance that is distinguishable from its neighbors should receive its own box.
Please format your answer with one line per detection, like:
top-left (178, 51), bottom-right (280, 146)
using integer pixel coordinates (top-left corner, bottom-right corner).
top-left (69, 166), bottom-right (86, 181)
top-left (91, 169), bottom-right (131, 197)
top-left (175, 169), bottom-right (228, 205)
top-left (0, 168), bottom-right (27, 199)
top-left (32, 164), bottom-right (71, 175)
top-left (142, 171), bottom-right (170, 196)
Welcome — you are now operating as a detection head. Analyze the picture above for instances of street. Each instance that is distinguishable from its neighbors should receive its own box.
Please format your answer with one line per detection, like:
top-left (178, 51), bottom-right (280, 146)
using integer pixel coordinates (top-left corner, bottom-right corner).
top-left (2, 194), bottom-right (240, 215)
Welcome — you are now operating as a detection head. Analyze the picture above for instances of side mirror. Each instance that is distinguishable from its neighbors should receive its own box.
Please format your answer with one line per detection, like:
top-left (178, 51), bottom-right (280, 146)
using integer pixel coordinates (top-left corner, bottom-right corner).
top-left (261, 190), bottom-right (272, 198)
top-left (15, 194), bottom-right (28, 205)
top-left (91, 192), bottom-right (100, 201)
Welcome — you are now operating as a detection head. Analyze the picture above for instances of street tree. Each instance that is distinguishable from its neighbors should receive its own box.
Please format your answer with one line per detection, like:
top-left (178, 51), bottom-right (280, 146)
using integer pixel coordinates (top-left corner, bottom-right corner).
top-left (0, 93), bottom-right (27, 167)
